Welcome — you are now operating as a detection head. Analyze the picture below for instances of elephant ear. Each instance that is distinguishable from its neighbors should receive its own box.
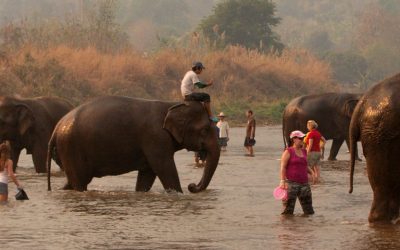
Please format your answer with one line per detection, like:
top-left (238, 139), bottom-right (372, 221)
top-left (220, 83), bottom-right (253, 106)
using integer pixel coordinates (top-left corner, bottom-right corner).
top-left (163, 103), bottom-right (188, 144)
top-left (16, 104), bottom-right (35, 135)
top-left (343, 99), bottom-right (359, 118)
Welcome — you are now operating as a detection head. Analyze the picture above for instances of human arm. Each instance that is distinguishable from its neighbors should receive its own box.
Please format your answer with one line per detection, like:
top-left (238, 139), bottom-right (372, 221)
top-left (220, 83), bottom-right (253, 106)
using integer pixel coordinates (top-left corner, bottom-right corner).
top-left (250, 119), bottom-right (256, 139)
top-left (307, 138), bottom-right (313, 154)
top-left (226, 122), bottom-right (229, 140)
top-left (194, 79), bottom-right (213, 88)
top-left (280, 150), bottom-right (290, 189)
top-left (7, 160), bottom-right (21, 188)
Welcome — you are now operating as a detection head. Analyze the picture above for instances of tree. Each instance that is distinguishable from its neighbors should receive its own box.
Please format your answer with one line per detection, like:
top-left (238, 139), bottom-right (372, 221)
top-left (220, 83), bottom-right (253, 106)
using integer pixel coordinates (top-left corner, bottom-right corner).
top-left (199, 0), bottom-right (283, 52)
top-left (304, 30), bottom-right (333, 56)
top-left (323, 51), bottom-right (367, 85)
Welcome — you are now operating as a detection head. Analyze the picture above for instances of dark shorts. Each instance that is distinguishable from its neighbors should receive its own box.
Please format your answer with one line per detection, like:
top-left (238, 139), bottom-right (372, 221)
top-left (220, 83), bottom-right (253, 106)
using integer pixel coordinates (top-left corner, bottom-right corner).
top-left (244, 137), bottom-right (256, 147)
top-left (0, 182), bottom-right (8, 195)
top-left (281, 181), bottom-right (314, 215)
top-left (218, 137), bottom-right (228, 147)
top-left (184, 93), bottom-right (210, 102)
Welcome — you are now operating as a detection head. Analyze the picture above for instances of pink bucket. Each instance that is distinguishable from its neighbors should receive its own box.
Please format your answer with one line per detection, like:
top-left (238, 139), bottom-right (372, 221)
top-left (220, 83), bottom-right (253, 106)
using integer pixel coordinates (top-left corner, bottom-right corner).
top-left (273, 186), bottom-right (288, 200)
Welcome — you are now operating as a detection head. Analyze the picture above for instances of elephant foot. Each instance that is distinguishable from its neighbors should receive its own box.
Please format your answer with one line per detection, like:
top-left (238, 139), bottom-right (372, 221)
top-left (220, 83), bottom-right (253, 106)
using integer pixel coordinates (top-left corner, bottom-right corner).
top-left (62, 183), bottom-right (87, 192)
top-left (62, 183), bottom-right (73, 190)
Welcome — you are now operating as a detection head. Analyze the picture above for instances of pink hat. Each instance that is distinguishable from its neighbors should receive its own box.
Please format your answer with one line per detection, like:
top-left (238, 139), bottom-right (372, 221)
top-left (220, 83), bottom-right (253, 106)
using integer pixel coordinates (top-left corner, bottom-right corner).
top-left (289, 130), bottom-right (306, 139)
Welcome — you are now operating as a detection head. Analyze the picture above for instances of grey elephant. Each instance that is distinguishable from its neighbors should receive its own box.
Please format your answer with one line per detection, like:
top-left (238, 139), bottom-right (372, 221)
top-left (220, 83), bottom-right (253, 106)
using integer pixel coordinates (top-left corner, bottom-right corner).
top-left (0, 96), bottom-right (73, 173)
top-left (282, 92), bottom-right (361, 160)
top-left (349, 73), bottom-right (400, 223)
top-left (47, 96), bottom-right (220, 193)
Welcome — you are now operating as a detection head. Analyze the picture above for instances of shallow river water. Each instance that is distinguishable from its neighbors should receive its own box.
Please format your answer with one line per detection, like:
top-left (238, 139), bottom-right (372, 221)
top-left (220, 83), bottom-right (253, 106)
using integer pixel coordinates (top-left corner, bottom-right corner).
top-left (1, 126), bottom-right (400, 249)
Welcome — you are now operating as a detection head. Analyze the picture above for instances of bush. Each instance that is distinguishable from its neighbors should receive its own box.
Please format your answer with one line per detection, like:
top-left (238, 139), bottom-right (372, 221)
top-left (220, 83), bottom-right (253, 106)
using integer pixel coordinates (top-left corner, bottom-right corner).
top-left (0, 45), bottom-right (335, 124)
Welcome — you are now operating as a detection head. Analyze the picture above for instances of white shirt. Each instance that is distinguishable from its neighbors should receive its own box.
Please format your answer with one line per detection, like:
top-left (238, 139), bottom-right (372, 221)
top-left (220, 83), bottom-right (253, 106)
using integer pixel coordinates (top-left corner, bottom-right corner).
top-left (181, 70), bottom-right (200, 97)
top-left (217, 121), bottom-right (229, 138)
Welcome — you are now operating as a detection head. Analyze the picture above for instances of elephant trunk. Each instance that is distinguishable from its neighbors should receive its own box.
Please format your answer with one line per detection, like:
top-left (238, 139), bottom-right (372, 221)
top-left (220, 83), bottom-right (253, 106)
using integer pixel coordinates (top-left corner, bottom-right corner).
top-left (188, 131), bottom-right (220, 193)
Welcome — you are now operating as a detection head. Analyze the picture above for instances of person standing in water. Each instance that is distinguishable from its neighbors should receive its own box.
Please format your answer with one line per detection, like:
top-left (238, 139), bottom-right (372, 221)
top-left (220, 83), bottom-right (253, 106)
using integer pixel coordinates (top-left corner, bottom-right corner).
top-left (217, 112), bottom-right (230, 151)
top-left (304, 120), bottom-right (325, 184)
top-left (181, 61), bottom-right (218, 122)
top-left (279, 130), bottom-right (314, 215)
top-left (244, 110), bottom-right (256, 156)
top-left (0, 142), bottom-right (23, 202)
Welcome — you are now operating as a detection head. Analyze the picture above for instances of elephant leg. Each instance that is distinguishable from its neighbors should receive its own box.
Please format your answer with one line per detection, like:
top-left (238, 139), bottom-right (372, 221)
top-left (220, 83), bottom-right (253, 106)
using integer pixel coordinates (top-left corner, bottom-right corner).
top-left (345, 138), bottom-right (362, 161)
top-left (62, 182), bottom-right (73, 190)
top-left (11, 148), bottom-right (22, 172)
top-left (136, 168), bottom-right (157, 192)
top-left (369, 187), bottom-right (400, 223)
top-left (328, 138), bottom-right (344, 161)
top-left (32, 144), bottom-right (47, 173)
top-left (146, 155), bottom-right (183, 193)
top-left (63, 157), bottom-right (92, 192)
top-left (68, 167), bottom-right (92, 192)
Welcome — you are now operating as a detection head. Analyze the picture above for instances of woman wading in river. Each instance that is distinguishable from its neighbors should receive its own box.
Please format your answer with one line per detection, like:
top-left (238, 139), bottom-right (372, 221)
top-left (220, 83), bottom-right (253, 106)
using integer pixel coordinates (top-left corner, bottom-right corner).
top-left (0, 142), bottom-right (23, 202)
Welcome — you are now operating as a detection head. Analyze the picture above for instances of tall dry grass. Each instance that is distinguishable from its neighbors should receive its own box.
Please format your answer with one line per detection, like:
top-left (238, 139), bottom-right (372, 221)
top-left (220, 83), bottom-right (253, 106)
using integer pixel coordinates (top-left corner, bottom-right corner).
top-left (0, 44), bottom-right (335, 123)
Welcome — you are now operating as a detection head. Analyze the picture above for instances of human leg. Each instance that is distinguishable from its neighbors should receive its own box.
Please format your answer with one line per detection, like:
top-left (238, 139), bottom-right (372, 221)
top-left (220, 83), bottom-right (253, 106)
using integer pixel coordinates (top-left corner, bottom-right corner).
top-left (194, 152), bottom-right (201, 167)
top-left (281, 182), bottom-right (299, 215)
top-left (249, 146), bottom-right (254, 156)
top-left (203, 101), bottom-right (213, 118)
top-left (308, 152), bottom-right (321, 183)
top-left (185, 93), bottom-right (216, 120)
top-left (298, 183), bottom-right (314, 215)
top-left (0, 183), bottom-right (8, 202)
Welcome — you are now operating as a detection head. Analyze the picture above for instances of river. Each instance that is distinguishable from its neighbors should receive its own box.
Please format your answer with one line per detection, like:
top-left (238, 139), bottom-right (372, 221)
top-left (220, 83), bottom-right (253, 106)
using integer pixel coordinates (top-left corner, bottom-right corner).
top-left (1, 126), bottom-right (400, 249)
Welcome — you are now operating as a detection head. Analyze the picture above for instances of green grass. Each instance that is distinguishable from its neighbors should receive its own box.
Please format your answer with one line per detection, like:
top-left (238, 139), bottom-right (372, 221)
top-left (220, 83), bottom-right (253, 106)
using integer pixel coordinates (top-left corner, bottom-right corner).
top-left (214, 100), bottom-right (288, 126)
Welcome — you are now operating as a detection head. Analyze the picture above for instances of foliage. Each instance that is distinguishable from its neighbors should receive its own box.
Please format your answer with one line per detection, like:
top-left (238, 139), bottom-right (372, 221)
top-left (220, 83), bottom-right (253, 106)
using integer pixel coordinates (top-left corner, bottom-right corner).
top-left (0, 0), bottom-right (130, 53)
top-left (200, 0), bottom-right (284, 52)
top-left (0, 45), bottom-right (334, 123)
top-left (274, 0), bottom-right (400, 88)
top-left (323, 51), bottom-right (367, 85)
top-left (304, 31), bottom-right (333, 56)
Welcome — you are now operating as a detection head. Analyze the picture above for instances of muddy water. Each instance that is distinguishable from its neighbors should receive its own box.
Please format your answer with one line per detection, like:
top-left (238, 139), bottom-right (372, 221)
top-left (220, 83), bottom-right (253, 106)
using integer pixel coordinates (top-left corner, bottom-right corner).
top-left (1, 126), bottom-right (400, 249)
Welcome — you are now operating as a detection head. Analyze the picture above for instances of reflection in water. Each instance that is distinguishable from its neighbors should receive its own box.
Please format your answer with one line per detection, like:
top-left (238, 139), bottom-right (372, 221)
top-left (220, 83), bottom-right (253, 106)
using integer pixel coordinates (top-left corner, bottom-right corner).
top-left (52, 190), bottom-right (217, 217)
top-left (1, 127), bottom-right (400, 249)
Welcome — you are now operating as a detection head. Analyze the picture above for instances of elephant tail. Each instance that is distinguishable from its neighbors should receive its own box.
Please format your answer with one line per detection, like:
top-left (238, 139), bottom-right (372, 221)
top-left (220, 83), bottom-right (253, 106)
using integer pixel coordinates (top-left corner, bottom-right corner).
top-left (349, 112), bottom-right (360, 194)
top-left (47, 131), bottom-right (56, 191)
top-left (282, 111), bottom-right (287, 149)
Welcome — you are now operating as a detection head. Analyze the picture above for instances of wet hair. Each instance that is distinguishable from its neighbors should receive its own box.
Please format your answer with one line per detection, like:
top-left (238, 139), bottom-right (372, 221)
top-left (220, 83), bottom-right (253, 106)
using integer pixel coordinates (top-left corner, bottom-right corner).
top-left (0, 142), bottom-right (11, 171)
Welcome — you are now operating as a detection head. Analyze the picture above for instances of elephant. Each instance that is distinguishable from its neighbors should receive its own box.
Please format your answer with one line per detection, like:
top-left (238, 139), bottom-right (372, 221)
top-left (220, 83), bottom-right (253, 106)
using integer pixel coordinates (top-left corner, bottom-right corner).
top-left (47, 96), bottom-right (220, 193)
top-left (0, 96), bottom-right (73, 173)
top-left (349, 73), bottom-right (400, 223)
top-left (282, 92), bottom-right (361, 160)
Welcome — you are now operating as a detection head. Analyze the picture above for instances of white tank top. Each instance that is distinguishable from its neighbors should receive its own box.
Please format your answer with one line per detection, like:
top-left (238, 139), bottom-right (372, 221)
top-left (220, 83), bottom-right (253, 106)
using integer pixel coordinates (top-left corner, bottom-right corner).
top-left (0, 161), bottom-right (8, 184)
top-left (0, 164), bottom-right (8, 184)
